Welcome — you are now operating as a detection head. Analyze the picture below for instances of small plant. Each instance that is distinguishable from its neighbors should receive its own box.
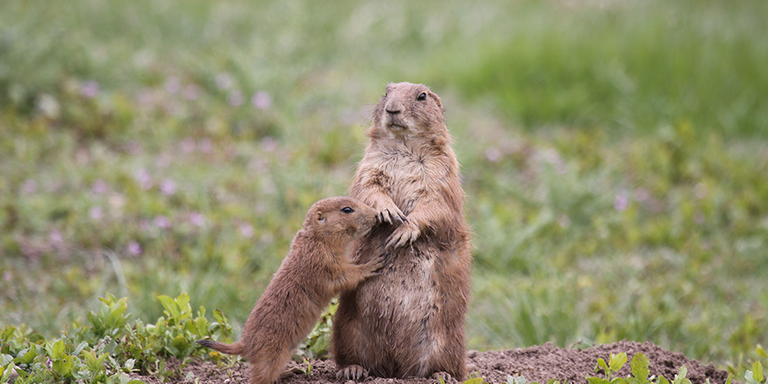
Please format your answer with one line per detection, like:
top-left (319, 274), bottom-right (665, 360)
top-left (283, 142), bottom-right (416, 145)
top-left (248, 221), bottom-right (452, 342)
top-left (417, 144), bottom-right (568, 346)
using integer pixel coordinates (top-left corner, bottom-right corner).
top-left (745, 345), bottom-right (767, 384)
top-left (0, 293), bottom-right (233, 383)
top-left (586, 352), bottom-right (733, 384)
top-left (438, 374), bottom-right (486, 384)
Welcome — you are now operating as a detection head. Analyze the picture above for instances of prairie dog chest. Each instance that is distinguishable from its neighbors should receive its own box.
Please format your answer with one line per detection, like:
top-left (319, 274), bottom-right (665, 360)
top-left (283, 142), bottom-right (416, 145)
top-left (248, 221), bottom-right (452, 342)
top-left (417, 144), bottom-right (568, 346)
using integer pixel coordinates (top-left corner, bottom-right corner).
top-left (375, 149), bottom-right (434, 211)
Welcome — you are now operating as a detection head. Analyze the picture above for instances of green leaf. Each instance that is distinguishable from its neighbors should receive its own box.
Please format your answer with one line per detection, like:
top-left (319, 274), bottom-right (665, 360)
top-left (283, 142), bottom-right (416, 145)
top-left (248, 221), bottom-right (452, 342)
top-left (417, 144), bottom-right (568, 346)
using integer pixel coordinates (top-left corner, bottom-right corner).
top-left (745, 371), bottom-right (757, 384)
top-left (14, 347), bottom-right (37, 364)
top-left (170, 335), bottom-right (191, 356)
top-left (753, 361), bottom-right (764, 382)
top-left (674, 366), bottom-right (691, 384)
top-left (52, 354), bottom-right (74, 376)
top-left (597, 358), bottom-right (609, 372)
top-left (158, 295), bottom-right (180, 321)
top-left (51, 339), bottom-right (66, 359)
top-left (656, 375), bottom-right (669, 384)
top-left (213, 309), bottom-right (227, 325)
top-left (464, 378), bottom-right (484, 384)
top-left (631, 353), bottom-right (650, 383)
top-left (588, 377), bottom-right (611, 384)
top-left (757, 346), bottom-right (767, 360)
top-left (107, 302), bottom-right (128, 328)
top-left (725, 373), bottom-right (732, 384)
top-left (610, 353), bottom-right (628, 372)
top-left (73, 341), bottom-right (89, 356)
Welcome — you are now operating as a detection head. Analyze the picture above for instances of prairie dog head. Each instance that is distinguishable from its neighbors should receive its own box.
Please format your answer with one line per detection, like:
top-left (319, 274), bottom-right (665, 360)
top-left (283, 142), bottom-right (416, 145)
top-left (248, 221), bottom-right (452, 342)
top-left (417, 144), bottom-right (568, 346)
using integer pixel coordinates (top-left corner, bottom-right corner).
top-left (371, 82), bottom-right (447, 141)
top-left (303, 196), bottom-right (378, 242)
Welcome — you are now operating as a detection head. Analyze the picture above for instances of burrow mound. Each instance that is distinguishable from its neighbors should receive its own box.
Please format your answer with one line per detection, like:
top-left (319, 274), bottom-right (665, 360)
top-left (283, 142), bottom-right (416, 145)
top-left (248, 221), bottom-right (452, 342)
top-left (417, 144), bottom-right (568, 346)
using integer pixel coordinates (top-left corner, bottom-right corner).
top-left (132, 341), bottom-right (730, 384)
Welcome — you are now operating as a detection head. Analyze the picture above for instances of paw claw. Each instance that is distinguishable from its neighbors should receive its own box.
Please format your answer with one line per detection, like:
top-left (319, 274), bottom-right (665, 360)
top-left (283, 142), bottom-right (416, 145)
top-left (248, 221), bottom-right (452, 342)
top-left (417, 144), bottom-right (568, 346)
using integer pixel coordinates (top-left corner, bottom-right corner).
top-left (337, 365), bottom-right (368, 381)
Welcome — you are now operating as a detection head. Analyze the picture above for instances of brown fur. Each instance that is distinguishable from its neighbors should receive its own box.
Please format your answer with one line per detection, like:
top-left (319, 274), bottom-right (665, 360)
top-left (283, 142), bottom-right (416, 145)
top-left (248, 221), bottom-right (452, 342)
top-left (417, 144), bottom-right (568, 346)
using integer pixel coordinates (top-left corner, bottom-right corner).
top-left (332, 82), bottom-right (472, 380)
top-left (197, 196), bottom-right (383, 384)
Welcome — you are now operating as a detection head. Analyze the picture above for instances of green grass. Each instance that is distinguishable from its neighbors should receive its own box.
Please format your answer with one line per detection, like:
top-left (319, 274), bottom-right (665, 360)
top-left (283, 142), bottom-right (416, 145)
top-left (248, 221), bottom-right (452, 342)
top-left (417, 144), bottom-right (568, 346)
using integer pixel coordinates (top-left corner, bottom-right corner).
top-left (1, 0), bottom-right (767, 376)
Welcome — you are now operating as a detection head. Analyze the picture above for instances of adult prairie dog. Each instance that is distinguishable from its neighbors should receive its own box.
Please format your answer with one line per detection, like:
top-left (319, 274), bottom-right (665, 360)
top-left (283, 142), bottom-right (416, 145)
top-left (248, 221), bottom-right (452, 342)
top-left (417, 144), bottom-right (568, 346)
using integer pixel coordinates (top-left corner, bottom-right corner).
top-left (197, 196), bottom-right (383, 384)
top-left (332, 82), bottom-right (472, 380)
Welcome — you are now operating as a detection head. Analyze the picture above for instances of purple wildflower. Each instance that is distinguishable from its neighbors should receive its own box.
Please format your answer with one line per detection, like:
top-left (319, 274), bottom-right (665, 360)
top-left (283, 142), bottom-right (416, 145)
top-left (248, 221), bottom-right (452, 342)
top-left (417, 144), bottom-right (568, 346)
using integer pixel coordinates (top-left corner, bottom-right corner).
top-left (160, 179), bottom-right (176, 196)
top-left (81, 80), bottom-right (100, 98)
top-left (252, 91), bottom-right (272, 110)
top-left (154, 215), bottom-right (171, 229)
top-left (128, 240), bottom-right (142, 256)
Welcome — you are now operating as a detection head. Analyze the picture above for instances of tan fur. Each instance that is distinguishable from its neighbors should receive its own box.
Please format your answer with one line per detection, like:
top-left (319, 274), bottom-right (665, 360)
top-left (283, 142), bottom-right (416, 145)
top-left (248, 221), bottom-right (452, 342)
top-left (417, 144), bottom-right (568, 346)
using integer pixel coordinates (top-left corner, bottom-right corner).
top-left (332, 82), bottom-right (472, 380)
top-left (197, 197), bottom-right (382, 384)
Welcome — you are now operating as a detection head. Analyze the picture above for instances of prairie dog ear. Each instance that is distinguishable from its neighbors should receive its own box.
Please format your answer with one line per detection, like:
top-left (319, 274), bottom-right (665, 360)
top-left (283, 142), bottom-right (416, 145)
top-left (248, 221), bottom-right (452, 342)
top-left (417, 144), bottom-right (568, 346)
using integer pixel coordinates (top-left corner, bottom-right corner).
top-left (316, 211), bottom-right (326, 223)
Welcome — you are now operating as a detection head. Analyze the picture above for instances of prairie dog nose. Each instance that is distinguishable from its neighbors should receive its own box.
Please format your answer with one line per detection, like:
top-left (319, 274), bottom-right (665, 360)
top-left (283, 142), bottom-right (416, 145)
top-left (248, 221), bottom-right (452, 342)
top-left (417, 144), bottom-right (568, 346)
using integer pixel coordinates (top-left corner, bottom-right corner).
top-left (385, 101), bottom-right (403, 114)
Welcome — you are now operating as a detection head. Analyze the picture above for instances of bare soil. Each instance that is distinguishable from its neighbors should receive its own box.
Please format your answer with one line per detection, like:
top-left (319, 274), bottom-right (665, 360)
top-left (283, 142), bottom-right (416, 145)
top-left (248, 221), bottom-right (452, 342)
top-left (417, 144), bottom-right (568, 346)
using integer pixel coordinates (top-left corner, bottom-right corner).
top-left (130, 341), bottom-right (730, 384)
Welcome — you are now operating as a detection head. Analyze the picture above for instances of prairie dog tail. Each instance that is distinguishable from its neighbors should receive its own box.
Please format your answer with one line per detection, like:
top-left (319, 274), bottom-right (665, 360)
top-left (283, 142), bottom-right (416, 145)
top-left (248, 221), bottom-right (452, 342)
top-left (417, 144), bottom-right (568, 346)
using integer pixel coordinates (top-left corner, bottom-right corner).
top-left (196, 339), bottom-right (244, 355)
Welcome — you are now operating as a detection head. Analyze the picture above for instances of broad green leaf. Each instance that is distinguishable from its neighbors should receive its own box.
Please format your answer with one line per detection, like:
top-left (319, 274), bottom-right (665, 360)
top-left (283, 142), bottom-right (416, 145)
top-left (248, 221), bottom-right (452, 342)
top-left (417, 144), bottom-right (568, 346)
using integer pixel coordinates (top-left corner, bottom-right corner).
top-left (73, 341), bottom-right (89, 356)
top-left (753, 362), bottom-right (764, 382)
top-left (757, 346), bottom-right (767, 360)
top-left (656, 375), bottom-right (669, 384)
top-left (170, 335), bottom-right (191, 356)
top-left (107, 302), bottom-right (128, 328)
top-left (631, 353), bottom-right (650, 383)
top-left (213, 309), bottom-right (228, 325)
top-left (464, 378), bottom-right (484, 384)
top-left (588, 377), bottom-right (611, 384)
top-left (746, 370), bottom-right (759, 384)
top-left (158, 295), bottom-right (180, 321)
top-left (176, 292), bottom-right (190, 308)
top-left (674, 366), bottom-right (691, 384)
top-left (51, 339), bottom-right (66, 359)
top-left (52, 354), bottom-right (74, 376)
top-left (597, 358), bottom-right (609, 372)
top-left (14, 348), bottom-right (37, 364)
top-left (610, 353), bottom-right (628, 372)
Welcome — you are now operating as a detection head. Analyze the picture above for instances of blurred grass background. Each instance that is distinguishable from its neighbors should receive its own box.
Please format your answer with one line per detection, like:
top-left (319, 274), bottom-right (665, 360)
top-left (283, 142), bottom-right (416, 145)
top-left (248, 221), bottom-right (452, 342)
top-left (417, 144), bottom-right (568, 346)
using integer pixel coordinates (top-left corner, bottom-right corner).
top-left (1, 0), bottom-right (767, 371)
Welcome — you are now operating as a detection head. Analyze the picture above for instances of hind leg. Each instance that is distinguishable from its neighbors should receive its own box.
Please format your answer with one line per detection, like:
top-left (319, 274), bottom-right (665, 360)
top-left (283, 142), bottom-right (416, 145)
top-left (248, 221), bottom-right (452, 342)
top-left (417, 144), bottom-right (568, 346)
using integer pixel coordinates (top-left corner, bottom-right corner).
top-left (248, 355), bottom-right (289, 384)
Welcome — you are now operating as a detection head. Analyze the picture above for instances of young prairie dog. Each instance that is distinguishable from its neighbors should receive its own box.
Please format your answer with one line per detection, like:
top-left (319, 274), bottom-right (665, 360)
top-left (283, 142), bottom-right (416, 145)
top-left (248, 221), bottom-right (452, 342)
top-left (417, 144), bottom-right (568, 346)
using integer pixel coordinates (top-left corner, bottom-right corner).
top-left (332, 82), bottom-right (472, 380)
top-left (197, 196), bottom-right (383, 384)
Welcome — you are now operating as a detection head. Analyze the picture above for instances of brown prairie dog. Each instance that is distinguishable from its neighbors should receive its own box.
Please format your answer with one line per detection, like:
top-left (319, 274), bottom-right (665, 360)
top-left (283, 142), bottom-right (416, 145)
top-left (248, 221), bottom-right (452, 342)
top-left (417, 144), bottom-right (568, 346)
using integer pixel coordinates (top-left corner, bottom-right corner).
top-left (332, 82), bottom-right (472, 380)
top-left (197, 196), bottom-right (383, 384)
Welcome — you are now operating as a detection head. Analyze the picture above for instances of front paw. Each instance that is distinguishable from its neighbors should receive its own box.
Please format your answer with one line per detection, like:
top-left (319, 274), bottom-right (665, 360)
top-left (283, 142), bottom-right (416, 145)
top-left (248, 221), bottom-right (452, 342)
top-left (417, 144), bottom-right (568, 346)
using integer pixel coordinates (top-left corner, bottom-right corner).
top-left (432, 371), bottom-right (458, 383)
top-left (378, 205), bottom-right (407, 225)
top-left (336, 364), bottom-right (368, 381)
top-left (386, 221), bottom-right (420, 248)
top-left (363, 254), bottom-right (387, 275)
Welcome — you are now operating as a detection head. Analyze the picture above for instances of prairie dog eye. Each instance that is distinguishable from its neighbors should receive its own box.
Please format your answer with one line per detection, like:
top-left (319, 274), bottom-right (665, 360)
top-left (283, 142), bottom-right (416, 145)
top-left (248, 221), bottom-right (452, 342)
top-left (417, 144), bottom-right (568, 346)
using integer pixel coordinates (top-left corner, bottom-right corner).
top-left (341, 207), bottom-right (355, 213)
top-left (417, 92), bottom-right (427, 101)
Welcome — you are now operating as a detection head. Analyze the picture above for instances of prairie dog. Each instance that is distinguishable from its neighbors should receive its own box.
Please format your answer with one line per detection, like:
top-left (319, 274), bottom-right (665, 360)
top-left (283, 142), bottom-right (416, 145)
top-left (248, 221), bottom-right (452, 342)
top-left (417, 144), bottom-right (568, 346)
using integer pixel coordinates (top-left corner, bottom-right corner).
top-left (332, 82), bottom-right (472, 380)
top-left (197, 196), bottom-right (383, 384)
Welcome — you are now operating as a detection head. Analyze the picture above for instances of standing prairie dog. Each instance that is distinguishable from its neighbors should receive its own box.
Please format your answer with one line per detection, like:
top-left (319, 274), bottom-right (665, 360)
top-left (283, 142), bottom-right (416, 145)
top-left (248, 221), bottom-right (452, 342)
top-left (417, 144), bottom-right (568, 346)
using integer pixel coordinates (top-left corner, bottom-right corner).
top-left (332, 82), bottom-right (472, 380)
top-left (197, 196), bottom-right (383, 384)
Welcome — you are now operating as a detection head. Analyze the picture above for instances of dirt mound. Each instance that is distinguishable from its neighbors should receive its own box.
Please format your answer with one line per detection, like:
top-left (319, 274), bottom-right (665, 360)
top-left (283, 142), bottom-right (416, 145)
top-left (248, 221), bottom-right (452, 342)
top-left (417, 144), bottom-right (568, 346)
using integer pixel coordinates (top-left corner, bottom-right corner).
top-left (132, 341), bottom-right (730, 384)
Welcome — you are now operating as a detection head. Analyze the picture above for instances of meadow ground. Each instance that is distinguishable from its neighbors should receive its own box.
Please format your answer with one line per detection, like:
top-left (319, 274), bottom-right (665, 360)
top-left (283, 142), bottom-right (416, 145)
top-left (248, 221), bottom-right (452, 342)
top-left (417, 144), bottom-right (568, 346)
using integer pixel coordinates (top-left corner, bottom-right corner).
top-left (1, 0), bottom-right (767, 382)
